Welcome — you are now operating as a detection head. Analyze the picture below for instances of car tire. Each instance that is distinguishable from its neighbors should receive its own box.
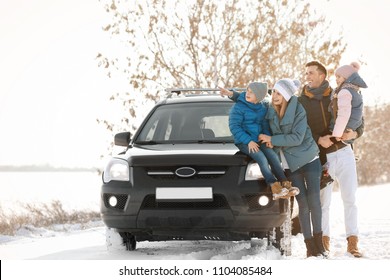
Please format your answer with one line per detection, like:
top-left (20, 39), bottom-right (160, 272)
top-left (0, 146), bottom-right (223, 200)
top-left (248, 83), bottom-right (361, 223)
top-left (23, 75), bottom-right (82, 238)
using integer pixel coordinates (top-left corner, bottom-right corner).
top-left (291, 216), bottom-right (301, 236)
top-left (268, 200), bottom-right (293, 256)
top-left (121, 233), bottom-right (137, 251)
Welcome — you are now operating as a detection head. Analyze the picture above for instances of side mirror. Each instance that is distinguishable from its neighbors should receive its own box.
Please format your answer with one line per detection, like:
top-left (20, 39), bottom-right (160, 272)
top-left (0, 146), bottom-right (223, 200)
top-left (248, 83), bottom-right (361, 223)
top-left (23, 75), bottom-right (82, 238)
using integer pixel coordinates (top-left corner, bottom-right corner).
top-left (114, 132), bottom-right (131, 146)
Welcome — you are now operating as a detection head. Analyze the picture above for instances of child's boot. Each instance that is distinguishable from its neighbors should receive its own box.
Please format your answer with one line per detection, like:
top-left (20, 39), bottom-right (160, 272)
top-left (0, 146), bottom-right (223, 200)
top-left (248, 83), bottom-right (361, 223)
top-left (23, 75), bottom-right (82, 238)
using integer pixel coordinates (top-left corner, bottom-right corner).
top-left (271, 182), bottom-right (289, 200)
top-left (280, 181), bottom-right (300, 198)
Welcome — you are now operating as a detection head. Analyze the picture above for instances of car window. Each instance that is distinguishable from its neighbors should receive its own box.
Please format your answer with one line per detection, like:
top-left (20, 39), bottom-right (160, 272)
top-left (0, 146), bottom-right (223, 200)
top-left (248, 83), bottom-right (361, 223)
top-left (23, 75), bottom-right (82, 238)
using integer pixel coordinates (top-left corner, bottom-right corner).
top-left (135, 102), bottom-right (234, 143)
top-left (201, 116), bottom-right (231, 138)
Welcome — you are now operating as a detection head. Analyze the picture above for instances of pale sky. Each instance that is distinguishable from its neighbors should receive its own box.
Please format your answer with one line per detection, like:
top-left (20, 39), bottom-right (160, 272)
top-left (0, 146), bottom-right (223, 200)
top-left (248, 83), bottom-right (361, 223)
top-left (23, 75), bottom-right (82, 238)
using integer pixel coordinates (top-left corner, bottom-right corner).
top-left (0, 0), bottom-right (118, 167)
top-left (0, 0), bottom-right (389, 168)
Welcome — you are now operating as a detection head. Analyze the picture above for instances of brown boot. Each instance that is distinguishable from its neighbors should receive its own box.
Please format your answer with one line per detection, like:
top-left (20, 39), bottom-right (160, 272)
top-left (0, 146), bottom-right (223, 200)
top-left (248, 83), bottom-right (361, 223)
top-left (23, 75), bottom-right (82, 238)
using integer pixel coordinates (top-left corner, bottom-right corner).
top-left (304, 238), bottom-right (320, 258)
top-left (313, 232), bottom-right (329, 258)
top-left (271, 182), bottom-right (289, 200)
top-left (322, 235), bottom-right (330, 252)
top-left (280, 181), bottom-right (300, 198)
top-left (347, 236), bottom-right (362, 258)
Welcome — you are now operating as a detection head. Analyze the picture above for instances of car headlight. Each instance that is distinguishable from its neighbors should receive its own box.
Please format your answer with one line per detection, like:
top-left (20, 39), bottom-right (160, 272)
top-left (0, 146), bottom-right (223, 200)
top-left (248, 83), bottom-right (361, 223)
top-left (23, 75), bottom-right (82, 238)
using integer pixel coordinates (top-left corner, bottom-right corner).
top-left (258, 195), bottom-right (270, 206)
top-left (103, 158), bottom-right (130, 183)
top-left (245, 162), bottom-right (264, 181)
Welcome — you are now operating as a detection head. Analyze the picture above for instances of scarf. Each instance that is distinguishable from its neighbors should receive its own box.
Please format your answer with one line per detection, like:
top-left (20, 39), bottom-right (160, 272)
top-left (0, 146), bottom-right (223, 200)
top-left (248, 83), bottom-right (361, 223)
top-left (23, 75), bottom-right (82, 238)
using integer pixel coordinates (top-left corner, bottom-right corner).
top-left (304, 80), bottom-right (332, 100)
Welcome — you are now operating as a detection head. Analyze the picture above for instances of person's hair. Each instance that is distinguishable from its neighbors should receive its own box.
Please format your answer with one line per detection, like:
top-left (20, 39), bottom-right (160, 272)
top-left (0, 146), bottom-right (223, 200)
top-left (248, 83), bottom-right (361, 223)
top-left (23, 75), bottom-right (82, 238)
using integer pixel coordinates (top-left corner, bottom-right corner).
top-left (272, 93), bottom-right (288, 119)
top-left (305, 61), bottom-right (327, 77)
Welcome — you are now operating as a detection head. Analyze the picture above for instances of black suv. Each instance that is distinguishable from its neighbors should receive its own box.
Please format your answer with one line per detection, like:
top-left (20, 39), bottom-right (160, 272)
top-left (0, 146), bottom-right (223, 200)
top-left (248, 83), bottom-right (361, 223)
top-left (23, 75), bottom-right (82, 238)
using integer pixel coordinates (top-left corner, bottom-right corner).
top-left (100, 88), bottom-right (296, 255)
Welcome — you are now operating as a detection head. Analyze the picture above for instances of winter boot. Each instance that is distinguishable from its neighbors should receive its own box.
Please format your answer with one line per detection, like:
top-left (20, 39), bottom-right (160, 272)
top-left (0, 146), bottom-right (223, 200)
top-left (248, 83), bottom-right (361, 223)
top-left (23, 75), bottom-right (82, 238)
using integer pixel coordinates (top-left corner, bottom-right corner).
top-left (280, 181), bottom-right (300, 199)
top-left (304, 238), bottom-right (320, 258)
top-left (313, 232), bottom-right (329, 258)
top-left (347, 236), bottom-right (362, 258)
top-left (322, 235), bottom-right (330, 252)
top-left (271, 182), bottom-right (289, 200)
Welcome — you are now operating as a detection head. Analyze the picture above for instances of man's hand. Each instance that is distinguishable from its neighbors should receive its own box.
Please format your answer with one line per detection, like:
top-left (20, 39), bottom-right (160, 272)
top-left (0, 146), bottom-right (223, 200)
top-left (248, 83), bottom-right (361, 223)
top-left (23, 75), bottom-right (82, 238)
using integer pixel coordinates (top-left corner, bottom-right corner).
top-left (218, 87), bottom-right (233, 97)
top-left (341, 128), bottom-right (358, 141)
top-left (318, 135), bottom-right (334, 148)
top-left (258, 134), bottom-right (271, 144)
top-left (248, 141), bottom-right (260, 153)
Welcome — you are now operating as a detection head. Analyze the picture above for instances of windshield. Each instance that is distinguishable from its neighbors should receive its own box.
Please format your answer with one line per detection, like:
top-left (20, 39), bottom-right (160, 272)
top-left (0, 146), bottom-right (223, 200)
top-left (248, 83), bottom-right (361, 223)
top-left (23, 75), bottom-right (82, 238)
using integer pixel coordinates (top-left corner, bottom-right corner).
top-left (134, 102), bottom-right (234, 144)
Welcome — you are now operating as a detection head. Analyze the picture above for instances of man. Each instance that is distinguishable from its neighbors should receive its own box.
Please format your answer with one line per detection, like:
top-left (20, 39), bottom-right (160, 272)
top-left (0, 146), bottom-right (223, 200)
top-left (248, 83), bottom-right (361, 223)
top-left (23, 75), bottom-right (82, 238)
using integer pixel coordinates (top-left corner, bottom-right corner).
top-left (299, 61), bottom-right (363, 258)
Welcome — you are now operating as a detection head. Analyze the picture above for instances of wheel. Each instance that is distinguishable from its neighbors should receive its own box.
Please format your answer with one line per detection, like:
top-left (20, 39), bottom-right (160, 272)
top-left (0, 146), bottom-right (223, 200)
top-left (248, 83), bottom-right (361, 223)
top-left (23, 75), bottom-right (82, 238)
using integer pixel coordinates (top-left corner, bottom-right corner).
top-left (268, 199), bottom-right (293, 256)
top-left (267, 224), bottom-right (282, 250)
top-left (279, 199), bottom-right (292, 256)
top-left (124, 236), bottom-right (136, 251)
top-left (290, 197), bottom-right (301, 235)
top-left (121, 232), bottom-right (137, 251)
top-left (291, 216), bottom-right (301, 236)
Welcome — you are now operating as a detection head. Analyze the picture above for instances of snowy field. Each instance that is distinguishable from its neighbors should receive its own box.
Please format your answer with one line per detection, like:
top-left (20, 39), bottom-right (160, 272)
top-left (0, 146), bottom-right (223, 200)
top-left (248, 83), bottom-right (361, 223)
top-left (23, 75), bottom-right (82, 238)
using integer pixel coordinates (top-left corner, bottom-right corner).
top-left (1, 183), bottom-right (389, 279)
top-left (1, 183), bottom-right (389, 260)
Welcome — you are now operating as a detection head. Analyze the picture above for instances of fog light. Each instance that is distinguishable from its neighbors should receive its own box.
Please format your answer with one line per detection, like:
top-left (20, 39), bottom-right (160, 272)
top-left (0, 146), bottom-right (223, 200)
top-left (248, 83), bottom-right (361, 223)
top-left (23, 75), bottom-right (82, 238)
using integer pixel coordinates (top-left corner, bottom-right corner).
top-left (109, 196), bottom-right (118, 207)
top-left (258, 195), bottom-right (270, 206)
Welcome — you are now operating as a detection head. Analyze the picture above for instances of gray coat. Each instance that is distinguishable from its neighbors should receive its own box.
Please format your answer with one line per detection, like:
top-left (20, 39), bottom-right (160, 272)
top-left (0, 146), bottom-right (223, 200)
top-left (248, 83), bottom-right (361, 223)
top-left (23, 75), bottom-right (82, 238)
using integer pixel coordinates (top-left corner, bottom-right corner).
top-left (266, 96), bottom-right (319, 172)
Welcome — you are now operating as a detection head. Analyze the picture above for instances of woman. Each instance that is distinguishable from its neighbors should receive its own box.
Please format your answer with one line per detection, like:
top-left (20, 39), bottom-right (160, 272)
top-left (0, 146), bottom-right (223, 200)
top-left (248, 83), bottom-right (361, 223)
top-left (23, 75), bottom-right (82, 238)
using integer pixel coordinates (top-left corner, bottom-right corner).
top-left (259, 78), bottom-right (327, 258)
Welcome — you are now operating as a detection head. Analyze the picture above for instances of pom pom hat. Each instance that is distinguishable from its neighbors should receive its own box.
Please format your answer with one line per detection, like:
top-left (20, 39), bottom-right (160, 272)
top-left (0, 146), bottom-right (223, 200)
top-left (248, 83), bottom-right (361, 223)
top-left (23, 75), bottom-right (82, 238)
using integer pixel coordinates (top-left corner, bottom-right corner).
top-left (335, 62), bottom-right (360, 79)
top-left (248, 82), bottom-right (268, 102)
top-left (273, 79), bottom-right (301, 102)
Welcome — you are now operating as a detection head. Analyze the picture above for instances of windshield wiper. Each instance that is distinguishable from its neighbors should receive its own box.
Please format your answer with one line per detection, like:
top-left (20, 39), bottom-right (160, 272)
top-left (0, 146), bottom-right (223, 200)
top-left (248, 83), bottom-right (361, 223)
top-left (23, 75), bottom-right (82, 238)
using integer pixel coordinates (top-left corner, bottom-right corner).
top-left (197, 140), bottom-right (232, 144)
top-left (134, 140), bottom-right (165, 145)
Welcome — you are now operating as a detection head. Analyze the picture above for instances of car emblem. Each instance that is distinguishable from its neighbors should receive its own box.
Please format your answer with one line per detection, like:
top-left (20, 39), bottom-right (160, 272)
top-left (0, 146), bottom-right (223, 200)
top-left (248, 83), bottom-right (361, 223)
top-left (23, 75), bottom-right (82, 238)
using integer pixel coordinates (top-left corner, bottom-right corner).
top-left (175, 167), bottom-right (196, 178)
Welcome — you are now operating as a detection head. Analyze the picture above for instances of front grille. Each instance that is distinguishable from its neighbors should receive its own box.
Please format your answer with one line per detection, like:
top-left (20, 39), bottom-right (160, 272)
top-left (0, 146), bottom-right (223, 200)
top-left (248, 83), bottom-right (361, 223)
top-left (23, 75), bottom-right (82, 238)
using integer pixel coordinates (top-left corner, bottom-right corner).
top-left (103, 193), bottom-right (128, 210)
top-left (140, 194), bottom-right (230, 209)
top-left (149, 174), bottom-right (224, 180)
top-left (147, 167), bottom-right (227, 180)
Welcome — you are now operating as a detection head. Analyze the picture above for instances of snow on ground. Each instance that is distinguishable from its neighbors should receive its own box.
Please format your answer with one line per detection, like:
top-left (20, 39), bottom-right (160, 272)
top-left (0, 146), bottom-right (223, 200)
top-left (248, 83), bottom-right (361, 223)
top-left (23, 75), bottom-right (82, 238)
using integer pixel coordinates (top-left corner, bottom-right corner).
top-left (1, 184), bottom-right (389, 260)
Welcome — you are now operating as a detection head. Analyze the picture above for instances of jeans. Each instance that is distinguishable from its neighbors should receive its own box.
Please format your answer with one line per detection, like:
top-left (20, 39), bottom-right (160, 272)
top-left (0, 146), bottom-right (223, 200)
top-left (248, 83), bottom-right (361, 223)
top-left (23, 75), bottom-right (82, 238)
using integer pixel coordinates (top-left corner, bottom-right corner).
top-left (322, 145), bottom-right (359, 238)
top-left (236, 142), bottom-right (287, 185)
top-left (286, 158), bottom-right (322, 240)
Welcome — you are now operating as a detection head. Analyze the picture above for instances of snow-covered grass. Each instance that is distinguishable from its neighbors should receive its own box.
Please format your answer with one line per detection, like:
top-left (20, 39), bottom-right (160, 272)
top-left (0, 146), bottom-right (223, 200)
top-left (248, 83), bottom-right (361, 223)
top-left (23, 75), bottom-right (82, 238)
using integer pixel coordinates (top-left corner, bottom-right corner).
top-left (0, 184), bottom-right (389, 260)
top-left (0, 200), bottom-right (100, 236)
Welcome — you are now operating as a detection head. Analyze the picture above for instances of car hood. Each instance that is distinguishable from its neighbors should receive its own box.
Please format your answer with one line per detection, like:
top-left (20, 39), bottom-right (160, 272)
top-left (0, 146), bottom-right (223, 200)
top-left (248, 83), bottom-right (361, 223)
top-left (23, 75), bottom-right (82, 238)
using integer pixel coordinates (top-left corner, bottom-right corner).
top-left (116, 143), bottom-right (249, 166)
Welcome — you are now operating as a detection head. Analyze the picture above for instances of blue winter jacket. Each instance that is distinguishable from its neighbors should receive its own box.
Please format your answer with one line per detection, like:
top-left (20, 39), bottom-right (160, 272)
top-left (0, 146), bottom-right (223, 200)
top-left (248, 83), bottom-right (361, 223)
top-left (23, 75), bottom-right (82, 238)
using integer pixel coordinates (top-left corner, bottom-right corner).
top-left (266, 96), bottom-right (319, 172)
top-left (229, 92), bottom-right (271, 145)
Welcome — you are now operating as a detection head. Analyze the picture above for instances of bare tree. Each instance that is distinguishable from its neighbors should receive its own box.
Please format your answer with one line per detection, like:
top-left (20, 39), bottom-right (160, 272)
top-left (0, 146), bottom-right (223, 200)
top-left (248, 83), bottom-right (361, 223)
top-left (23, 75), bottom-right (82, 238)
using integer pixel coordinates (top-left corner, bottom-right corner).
top-left (96, 0), bottom-right (390, 185)
top-left (97, 0), bottom-right (345, 137)
top-left (355, 104), bottom-right (390, 185)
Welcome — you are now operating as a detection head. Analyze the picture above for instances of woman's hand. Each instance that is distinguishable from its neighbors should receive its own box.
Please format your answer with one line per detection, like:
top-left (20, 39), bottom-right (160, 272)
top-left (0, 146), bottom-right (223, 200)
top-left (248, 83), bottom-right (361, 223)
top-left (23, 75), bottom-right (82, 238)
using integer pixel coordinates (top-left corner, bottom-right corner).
top-left (266, 142), bottom-right (274, 148)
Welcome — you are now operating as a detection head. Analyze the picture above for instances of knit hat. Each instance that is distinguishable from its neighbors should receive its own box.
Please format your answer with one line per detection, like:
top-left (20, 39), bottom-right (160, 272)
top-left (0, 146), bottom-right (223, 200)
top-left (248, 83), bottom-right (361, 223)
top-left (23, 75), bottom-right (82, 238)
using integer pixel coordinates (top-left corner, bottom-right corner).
top-left (248, 82), bottom-right (268, 102)
top-left (273, 79), bottom-right (301, 102)
top-left (335, 62), bottom-right (360, 79)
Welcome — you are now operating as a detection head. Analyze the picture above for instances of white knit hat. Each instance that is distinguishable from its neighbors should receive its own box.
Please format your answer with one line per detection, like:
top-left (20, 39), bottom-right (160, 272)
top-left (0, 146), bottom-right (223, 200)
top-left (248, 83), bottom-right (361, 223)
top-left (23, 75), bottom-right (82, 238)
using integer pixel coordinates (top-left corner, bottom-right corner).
top-left (273, 79), bottom-right (301, 102)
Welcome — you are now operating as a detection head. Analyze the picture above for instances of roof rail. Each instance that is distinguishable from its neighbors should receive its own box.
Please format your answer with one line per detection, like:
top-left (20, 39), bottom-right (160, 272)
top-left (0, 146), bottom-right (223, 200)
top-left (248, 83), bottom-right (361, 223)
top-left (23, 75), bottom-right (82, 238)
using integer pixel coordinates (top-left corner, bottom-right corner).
top-left (165, 87), bottom-right (246, 98)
